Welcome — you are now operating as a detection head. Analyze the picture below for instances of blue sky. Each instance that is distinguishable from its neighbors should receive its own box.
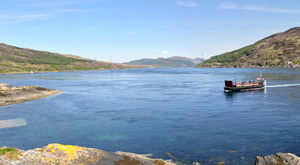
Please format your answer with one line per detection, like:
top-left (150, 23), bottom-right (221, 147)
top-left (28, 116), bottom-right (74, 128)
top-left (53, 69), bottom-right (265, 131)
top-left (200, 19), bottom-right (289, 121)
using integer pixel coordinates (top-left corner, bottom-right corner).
top-left (0, 0), bottom-right (300, 62)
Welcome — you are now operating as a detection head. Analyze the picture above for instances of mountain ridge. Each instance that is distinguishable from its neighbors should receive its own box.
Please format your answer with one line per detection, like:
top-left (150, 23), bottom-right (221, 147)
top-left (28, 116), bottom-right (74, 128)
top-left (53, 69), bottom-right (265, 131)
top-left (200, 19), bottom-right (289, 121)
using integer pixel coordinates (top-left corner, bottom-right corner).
top-left (0, 43), bottom-right (140, 74)
top-left (125, 56), bottom-right (205, 68)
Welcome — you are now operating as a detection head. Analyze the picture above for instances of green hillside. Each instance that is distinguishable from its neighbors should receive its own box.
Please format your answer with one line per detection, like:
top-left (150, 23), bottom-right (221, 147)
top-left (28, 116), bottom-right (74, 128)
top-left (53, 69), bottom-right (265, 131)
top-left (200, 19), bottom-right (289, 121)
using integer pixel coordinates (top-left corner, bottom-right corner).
top-left (196, 27), bottom-right (300, 68)
top-left (125, 56), bottom-right (205, 68)
top-left (0, 43), bottom-right (136, 74)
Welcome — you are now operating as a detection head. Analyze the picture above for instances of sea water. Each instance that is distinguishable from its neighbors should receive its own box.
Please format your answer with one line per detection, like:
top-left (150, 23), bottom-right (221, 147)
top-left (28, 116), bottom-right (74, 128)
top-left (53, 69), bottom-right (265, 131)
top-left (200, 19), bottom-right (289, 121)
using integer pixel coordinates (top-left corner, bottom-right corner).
top-left (0, 68), bottom-right (300, 164)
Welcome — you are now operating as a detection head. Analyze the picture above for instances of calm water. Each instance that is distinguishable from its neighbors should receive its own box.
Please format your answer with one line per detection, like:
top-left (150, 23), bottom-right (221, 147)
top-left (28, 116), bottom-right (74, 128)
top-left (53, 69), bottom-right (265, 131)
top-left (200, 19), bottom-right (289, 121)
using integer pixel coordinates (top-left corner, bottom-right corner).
top-left (0, 68), bottom-right (300, 164)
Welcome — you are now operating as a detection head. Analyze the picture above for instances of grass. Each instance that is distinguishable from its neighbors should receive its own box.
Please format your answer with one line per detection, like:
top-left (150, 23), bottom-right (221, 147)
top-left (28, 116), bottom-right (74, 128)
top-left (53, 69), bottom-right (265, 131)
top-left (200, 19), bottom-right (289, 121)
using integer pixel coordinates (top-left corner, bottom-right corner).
top-left (0, 147), bottom-right (21, 160)
top-left (0, 43), bottom-right (134, 74)
top-left (195, 28), bottom-right (300, 68)
top-left (200, 44), bottom-right (256, 64)
top-left (0, 147), bottom-right (16, 155)
top-left (196, 38), bottom-right (300, 68)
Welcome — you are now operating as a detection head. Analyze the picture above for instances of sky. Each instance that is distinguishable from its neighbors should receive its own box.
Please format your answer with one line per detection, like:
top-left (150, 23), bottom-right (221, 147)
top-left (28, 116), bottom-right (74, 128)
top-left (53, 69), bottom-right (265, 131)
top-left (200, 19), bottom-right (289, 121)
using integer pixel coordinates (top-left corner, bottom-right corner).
top-left (0, 0), bottom-right (300, 63)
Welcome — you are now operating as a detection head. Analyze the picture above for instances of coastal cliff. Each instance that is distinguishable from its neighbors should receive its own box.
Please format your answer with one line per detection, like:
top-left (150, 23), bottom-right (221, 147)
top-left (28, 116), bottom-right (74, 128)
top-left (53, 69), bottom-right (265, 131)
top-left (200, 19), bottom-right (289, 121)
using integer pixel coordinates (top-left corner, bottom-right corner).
top-left (0, 143), bottom-right (174, 165)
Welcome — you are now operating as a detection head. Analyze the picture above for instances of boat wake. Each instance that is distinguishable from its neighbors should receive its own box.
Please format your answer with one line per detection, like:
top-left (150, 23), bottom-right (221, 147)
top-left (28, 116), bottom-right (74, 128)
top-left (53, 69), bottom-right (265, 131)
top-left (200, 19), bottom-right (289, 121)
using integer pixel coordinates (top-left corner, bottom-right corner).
top-left (266, 83), bottom-right (300, 88)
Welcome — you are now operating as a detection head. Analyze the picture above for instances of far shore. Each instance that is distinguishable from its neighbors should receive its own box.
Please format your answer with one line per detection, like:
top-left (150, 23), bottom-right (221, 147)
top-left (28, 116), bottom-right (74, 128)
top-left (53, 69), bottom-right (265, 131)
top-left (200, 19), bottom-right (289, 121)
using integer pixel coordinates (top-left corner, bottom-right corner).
top-left (0, 66), bottom-right (152, 76)
top-left (0, 68), bottom-right (131, 76)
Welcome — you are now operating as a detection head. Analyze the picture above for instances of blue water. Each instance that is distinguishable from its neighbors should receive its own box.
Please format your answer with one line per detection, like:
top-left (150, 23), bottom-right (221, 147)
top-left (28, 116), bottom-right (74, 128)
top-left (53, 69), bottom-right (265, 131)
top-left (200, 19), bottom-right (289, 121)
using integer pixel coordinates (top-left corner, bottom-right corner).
top-left (0, 68), bottom-right (300, 164)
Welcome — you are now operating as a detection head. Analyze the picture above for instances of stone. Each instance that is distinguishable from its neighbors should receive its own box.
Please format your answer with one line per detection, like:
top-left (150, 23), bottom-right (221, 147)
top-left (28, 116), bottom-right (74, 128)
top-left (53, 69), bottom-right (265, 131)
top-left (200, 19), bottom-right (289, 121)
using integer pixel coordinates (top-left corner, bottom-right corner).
top-left (255, 153), bottom-right (300, 165)
top-left (0, 143), bottom-right (175, 165)
top-left (0, 83), bottom-right (61, 106)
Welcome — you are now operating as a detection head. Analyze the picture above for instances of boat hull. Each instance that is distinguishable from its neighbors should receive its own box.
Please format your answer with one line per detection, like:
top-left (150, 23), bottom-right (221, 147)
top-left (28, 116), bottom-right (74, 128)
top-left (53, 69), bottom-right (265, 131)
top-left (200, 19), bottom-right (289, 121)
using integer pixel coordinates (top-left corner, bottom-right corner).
top-left (224, 85), bottom-right (265, 92)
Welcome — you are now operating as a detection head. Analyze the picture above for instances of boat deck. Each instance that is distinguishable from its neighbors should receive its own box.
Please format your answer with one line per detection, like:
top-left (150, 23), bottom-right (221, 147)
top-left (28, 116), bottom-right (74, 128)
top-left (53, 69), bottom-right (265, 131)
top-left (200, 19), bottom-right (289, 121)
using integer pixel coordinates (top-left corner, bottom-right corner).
top-left (224, 79), bottom-right (265, 92)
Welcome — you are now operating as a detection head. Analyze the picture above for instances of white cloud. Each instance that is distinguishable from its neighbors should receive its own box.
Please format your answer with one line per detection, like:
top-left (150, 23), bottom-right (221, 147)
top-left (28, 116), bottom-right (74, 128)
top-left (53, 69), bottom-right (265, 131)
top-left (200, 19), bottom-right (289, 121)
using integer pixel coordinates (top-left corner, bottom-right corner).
top-left (22, 0), bottom-right (103, 7)
top-left (176, 0), bottom-right (199, 7)
top-left (16, 14), bottom-right (50, 19)
top-left (22, 1), bottom-right (71, 7)
top-left (241, 5), bottom-right (299, 14)
top-left (218, 2), bottom-right (237, 9)
top-left (0, 0), bottom-right (101, 24)
top-left (0, 14), bottom-right (52, 24)
top-left (156, 50), bottom-right (170, 54)
top-left (218, 2), bottom-right (299, 14)
top-left (59, 9), bottom-right (82, 13)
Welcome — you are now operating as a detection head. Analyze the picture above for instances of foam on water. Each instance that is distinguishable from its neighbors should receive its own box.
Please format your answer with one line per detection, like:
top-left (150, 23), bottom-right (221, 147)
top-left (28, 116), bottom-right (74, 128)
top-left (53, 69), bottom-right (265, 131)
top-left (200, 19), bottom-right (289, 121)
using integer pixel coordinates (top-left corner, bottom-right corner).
top-left (266, 83), bottom-right (300, 88)
top-left (0, 118), bottom-right (27, 129)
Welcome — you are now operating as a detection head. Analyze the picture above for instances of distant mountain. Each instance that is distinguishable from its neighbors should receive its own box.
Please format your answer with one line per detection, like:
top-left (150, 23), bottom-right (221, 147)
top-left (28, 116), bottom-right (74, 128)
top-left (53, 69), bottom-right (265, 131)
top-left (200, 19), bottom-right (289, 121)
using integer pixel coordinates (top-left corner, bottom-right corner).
top-left (0, 43), bottom-right (138, 74)
top-left (196, 27), bottom-right (300, 68)
top-left (124, 56), bottom-right (205, 68)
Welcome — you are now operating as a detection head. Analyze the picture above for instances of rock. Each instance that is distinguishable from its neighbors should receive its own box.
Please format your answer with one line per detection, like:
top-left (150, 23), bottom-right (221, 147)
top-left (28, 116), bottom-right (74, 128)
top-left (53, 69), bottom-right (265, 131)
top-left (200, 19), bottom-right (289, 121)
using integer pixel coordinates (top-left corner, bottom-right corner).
top-left (0, 143), bottom-right (175, 165)
top-left (0, 83), bottom-right (61, 106)
top-left (116, 151), bottom-right (174, 165)
top-left (255, 153), bottom-right (300, 165)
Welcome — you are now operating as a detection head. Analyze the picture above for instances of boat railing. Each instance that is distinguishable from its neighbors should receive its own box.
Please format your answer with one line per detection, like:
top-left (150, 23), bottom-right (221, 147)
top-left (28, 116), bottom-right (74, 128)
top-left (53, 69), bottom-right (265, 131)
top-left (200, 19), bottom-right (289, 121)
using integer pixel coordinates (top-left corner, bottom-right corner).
top-left (225, 77), bottom-right (266, 88)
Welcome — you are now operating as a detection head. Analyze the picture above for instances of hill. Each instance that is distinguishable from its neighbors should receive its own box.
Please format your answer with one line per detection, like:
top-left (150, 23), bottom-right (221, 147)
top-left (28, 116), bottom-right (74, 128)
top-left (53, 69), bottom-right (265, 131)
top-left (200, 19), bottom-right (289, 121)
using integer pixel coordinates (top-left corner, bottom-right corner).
top-left (195, 27), bottom-right (300, 68)
top-left (124, 56), bottom-right (205, 68)
top-left (0, 43), bottom-right (137, 74)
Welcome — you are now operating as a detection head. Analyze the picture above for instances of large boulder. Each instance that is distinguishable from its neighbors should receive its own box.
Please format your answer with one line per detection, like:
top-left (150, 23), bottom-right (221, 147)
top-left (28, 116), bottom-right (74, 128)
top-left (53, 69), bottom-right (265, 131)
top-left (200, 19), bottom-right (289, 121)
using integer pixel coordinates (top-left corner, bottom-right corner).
top-left (255, 153), bottom-right (300, 165)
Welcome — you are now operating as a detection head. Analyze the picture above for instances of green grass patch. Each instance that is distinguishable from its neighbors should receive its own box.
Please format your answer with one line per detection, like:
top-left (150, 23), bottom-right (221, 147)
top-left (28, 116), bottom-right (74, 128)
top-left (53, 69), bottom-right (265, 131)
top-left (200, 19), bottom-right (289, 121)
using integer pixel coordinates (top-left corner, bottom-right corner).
top-left (27, 50), bottom-right (87, 65)
top-left (0, 147), bottom-right (21, 160)
top-left (0, 147), bottom-right (22, 160)
top-left (0, 147), bottom-right (16, 155)
top-left (202, 44), bottom-right (256, 64)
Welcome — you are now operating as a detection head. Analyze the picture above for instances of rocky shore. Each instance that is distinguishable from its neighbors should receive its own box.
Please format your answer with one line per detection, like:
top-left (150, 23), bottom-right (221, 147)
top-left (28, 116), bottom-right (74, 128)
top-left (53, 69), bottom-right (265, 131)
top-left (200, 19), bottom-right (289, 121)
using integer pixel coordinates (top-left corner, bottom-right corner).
top-left (255, 152), bottom-right (300, 165)
top-left (0, 143), bottom-right (174, 165)
top-left (0, 83), bottom-right (61, 106)
top-left (1, 144), bottom-right (299, 165)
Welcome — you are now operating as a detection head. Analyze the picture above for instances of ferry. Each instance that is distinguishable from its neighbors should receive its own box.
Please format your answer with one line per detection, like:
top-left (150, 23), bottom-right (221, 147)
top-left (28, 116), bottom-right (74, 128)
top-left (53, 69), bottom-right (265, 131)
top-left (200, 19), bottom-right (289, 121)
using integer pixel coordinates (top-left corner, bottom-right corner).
top-left (224, 75), bottom-right (266, 92)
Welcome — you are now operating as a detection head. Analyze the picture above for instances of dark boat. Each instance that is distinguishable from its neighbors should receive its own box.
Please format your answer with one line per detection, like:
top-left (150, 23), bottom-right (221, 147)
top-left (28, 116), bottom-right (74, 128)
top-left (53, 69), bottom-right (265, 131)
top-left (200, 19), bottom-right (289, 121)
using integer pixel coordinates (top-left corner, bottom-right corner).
top-left (224, 75), bottom-right (266, 92)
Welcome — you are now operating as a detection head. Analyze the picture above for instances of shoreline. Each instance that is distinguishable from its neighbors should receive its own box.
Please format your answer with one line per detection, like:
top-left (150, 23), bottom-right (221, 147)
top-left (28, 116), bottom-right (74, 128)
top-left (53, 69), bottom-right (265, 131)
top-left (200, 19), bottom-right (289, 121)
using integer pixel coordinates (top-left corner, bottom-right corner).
top-left (0, 66), bottom-right (153, 76)
top-left (195, 64), bottom-right (300, 68)
top-left (0, 68), bottom-right (131, 76)
top-left (0, 143), bottom-right (175, 165)
top-left (3, 66), bottom-right (298, 77)
top-left (0, 143), bottom-right (298, 164)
